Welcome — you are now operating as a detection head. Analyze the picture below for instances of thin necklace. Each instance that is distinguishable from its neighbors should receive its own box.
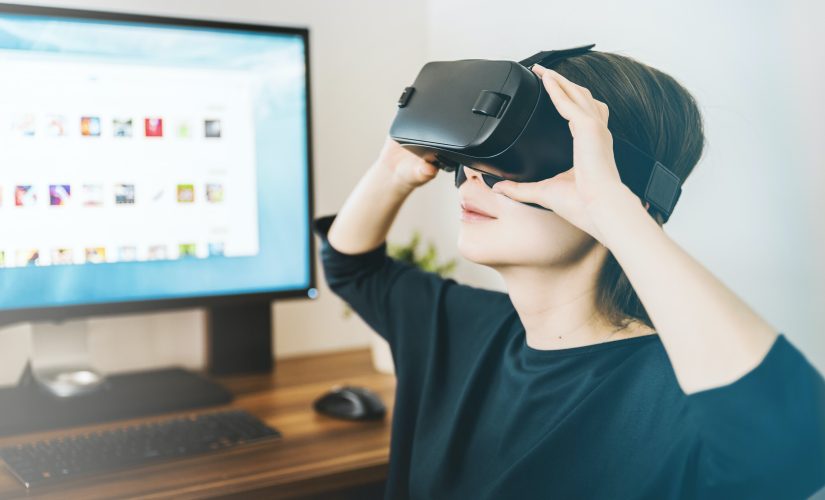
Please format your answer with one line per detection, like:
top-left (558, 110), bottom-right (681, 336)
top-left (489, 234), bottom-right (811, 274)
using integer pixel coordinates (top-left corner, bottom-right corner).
top-left (558, 323), bottom-right (630, 344)
top-left (599, 323), bottom-right (631, 344)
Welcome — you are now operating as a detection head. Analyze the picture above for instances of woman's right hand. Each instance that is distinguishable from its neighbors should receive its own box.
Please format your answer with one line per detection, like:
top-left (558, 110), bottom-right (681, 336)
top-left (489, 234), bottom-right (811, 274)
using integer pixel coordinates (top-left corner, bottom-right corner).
top-left (375, 135), bottom-right (440, 194)
top-left (328, 136), bottom-right (441, 254)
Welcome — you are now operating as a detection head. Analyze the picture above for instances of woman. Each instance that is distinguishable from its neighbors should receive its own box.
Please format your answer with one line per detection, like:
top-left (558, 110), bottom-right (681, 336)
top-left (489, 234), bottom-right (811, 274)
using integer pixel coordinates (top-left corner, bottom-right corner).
top-left (312, 50), bottom-right (825, 499)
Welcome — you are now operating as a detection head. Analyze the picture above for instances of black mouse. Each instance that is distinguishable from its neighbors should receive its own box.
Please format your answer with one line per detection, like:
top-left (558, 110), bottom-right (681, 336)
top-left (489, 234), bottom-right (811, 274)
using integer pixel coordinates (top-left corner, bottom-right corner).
top-left (313, 385), bottom-right (386, 421)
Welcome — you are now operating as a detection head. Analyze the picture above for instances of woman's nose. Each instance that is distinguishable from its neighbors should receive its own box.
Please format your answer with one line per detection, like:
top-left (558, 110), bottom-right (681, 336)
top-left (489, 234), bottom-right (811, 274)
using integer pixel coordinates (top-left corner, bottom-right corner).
top-left (461, 165), bottom-right (504, 190)
top-left (463, 165), bottom-right (481, 181)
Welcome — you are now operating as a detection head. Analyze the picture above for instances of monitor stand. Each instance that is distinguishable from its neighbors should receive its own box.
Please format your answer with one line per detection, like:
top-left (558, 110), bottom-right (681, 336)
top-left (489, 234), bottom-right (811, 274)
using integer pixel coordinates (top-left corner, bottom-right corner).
top-left (0, 317), bottom-right (237, 437)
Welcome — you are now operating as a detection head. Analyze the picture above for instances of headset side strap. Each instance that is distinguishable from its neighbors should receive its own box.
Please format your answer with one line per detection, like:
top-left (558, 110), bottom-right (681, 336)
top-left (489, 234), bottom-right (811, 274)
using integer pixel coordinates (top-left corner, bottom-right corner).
top-left (612, 136), bottom-right (681, 223)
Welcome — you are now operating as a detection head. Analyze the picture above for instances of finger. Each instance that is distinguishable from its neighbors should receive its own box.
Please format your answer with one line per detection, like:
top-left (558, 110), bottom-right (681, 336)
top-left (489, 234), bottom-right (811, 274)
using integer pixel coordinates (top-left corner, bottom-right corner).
top-left (493, 175), bottom-right (578, 214)
top-left (533, 63), bottom-right (591, 102)
top-left (533, 66), bottom-right (608, 133)
top-left (418, 161), bottom-right (438, 179)
top-left (595, 99), bottom-right (609, 122)
top-left (531, 63), bottom-right (549, 77)
top-left (544, 68), bottom-right (593, 106)
top-left (542, 72), bottom-right (591, 123)
top-left (531, 67), bottom-right (583, 122)
top-left (490, 179), bottom-right (546, 204)
top-left (542, 68), bottom-right (604, 118)
top-left (532, 65), bottom-right (590, 110)
top-left (533, 64), bottom-right (576, 120)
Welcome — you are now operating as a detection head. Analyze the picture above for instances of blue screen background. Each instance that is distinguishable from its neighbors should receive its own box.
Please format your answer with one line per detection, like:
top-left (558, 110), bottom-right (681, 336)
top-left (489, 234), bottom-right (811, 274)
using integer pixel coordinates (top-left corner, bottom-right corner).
top-left (0, 12), bottom-right (312, 312)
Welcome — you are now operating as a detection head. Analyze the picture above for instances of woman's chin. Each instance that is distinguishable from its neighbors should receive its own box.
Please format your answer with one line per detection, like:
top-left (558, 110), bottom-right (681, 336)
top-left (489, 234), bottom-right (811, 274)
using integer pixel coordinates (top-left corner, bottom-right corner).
top-left (457, 234), bottom-right (497, 266)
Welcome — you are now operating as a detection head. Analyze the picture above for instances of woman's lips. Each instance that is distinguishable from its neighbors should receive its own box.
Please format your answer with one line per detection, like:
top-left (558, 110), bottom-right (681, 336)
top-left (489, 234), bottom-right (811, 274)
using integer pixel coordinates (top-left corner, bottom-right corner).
top-left (460, 202), bottom-right (497, 221)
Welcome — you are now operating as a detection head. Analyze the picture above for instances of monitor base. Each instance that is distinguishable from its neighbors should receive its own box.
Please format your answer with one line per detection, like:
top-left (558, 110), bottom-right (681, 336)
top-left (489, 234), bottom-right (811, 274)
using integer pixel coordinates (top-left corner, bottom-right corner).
top-left (30, 365), bottom-right (106, 398)
top-left (29, 320), bottom-right (105, 398)
top-left (0, 364), bottom-right (233, 437)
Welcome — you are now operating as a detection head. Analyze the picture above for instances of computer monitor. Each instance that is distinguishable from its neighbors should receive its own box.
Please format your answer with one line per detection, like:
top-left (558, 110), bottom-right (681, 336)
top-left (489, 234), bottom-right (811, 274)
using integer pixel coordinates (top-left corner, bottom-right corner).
top-left (0, 4), bottom-right (316, 433)
top-left (0, 4), bottom-right (316, 322)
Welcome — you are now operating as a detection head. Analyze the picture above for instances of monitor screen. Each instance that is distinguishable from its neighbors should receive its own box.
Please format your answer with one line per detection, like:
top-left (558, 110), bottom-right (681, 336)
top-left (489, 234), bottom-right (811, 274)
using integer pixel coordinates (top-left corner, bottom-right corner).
top-left (0, 6), bottom-right (314, 317)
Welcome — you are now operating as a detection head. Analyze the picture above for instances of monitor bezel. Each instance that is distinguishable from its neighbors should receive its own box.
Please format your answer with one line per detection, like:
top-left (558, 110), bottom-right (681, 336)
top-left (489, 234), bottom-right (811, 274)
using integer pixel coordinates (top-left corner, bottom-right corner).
top-left (0, 3), bottom-right (317, 326)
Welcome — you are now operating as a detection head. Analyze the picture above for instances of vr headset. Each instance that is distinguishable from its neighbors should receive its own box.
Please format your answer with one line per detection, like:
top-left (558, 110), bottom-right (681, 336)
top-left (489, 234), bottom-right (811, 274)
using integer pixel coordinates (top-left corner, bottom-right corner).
top-left (389, 43), bottom-right (682, 223)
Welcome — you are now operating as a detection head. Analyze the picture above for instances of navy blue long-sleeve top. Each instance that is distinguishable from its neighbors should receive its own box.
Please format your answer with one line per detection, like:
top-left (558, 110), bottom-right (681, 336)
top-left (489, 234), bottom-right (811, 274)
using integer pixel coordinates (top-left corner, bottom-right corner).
top-left (312, 213), bottom-right (825, 499)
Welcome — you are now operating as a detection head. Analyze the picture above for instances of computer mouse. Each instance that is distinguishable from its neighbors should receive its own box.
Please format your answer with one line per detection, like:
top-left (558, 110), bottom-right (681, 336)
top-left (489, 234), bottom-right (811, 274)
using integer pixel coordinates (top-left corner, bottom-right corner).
top-left (313, 385), bottom-right (386, 421)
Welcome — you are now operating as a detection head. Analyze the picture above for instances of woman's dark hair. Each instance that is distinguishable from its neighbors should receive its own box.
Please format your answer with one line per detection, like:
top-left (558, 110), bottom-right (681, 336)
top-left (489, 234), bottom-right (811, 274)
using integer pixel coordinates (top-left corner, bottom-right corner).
top-left (552, 51), bottom-right (706, 330)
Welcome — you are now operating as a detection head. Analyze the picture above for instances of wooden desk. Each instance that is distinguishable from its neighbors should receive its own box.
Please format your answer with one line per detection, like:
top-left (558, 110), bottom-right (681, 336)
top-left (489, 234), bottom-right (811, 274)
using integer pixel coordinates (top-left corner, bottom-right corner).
top-left (0, 348), bottom-right (396, 499)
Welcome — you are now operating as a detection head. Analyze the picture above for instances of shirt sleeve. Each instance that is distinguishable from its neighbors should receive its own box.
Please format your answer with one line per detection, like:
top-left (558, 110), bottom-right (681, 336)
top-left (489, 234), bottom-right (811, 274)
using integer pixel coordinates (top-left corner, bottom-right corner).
top-left (312, 213), bottom-right (510, 370)
top-left (685, 333), bottom-right (825, 499)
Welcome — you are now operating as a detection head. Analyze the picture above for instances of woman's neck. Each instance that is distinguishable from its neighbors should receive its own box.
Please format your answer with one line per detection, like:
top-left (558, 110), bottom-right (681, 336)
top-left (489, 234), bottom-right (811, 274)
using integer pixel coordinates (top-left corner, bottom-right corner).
top-left (495, 248), bottom-right (654, 350)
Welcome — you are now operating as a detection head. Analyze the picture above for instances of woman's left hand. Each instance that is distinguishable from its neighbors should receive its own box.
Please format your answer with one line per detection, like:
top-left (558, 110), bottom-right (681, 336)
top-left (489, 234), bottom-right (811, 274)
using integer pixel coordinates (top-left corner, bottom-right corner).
top-left (491, 64), bottom-right (644, 245)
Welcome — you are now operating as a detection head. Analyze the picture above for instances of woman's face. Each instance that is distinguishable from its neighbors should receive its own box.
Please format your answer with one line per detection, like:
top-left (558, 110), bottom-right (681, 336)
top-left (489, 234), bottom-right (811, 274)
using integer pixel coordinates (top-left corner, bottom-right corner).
top-left (457, 165), bottom-right (599, 268)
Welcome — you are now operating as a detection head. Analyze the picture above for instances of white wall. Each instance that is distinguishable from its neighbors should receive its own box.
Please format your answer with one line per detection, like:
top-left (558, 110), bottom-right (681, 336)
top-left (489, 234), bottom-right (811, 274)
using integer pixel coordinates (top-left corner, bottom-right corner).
top-left (0, 0), bottom-right (822, 387)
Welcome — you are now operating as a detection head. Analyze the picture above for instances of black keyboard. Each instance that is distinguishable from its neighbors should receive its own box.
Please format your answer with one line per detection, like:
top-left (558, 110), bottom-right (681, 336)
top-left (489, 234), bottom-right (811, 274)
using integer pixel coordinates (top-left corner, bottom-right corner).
top-left (0, 409), bottom-right (281, 488)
